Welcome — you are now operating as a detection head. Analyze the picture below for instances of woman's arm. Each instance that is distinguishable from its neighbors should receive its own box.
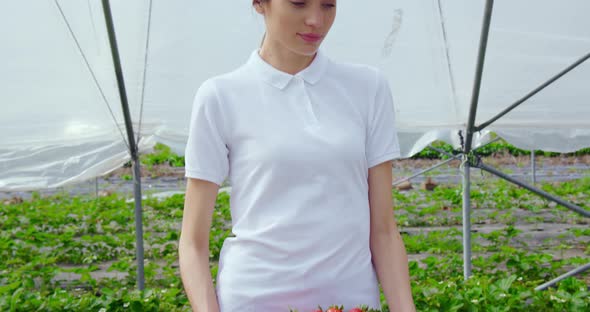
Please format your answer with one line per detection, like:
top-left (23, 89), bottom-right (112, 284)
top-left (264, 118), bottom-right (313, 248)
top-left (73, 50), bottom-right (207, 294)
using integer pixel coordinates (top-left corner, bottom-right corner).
top-left (178, 178), bottom-right (222, 312)
top-left (368, 161), bottom-right (416, 312)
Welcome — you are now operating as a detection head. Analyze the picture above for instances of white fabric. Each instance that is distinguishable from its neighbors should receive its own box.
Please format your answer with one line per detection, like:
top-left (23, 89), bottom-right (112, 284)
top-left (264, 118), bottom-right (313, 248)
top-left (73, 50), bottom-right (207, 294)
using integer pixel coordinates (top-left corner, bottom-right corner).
top-left (1, 0), bottom-right (590, 191)
top-left (184, 48), bottom-right (400, 311)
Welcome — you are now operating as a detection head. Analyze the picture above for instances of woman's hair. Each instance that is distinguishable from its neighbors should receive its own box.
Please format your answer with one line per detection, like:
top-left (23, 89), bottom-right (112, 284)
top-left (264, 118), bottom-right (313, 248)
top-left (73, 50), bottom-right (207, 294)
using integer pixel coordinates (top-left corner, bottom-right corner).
top-left (253, 0), bottom-right (269, 48)
top-left (252, 0), bottom-right (269, 5)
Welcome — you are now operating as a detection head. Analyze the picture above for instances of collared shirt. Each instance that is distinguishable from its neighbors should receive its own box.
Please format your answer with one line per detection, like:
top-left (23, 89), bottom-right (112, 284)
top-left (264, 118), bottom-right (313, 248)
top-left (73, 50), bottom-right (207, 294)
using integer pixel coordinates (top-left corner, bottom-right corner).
top-left (185, 48), bottom-right (401, 311)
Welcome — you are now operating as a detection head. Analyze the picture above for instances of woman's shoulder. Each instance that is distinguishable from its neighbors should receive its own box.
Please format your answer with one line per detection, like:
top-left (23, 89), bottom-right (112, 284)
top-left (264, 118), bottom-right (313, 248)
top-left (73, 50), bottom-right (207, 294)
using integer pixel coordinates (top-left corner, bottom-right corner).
top-left (329, 56), bottom-right (381, 76)
top-left (199, 63), bottom-right (252, 92)
top-left (326, 57), bottom-right (388, 97)
top-left (327, 57), bottom-right (384, 87)
top-left (190, 65), bottom-right (252, 112)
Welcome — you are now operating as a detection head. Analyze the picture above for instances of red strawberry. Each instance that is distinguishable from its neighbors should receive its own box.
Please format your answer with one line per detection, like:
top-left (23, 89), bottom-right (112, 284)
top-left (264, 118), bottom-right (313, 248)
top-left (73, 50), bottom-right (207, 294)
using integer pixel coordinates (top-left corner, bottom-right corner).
top-left (349, 305), bottom-right (371, 312)
top-left (326, 305), bottom-right (343, 312)
top-left (312, 305), bottom-right (324, 312)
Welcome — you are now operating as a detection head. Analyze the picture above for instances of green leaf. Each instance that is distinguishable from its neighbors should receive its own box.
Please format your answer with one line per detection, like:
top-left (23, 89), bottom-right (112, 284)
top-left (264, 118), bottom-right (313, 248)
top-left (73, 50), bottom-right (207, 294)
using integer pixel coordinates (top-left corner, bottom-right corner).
top-left (130, 300), bottom-right (143, 311)
top-left (0, 281), bottom-right (20, 295)
top-left (10, 287), bottom-right (24, 312)
top-left (497, 275), bottom-right (517, 292)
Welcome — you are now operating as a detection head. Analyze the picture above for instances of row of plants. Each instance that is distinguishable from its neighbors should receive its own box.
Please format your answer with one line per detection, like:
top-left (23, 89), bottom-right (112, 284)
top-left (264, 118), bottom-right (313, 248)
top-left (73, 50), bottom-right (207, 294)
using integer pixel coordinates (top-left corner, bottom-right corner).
top-left (133, 141), bottom-right (590, 170)
top-left (412, 140), bottom-right (590, 160)
top-left (1, 178), bottom-right (588, 311)
top-left (2, 251), bottom-right (588, 311)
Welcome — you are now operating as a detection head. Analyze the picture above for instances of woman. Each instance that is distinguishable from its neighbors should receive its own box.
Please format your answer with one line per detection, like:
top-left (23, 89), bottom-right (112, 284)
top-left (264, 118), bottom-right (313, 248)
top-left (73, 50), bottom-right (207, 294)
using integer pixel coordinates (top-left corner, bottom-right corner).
top-left (179, 1), bottom-right (415, 311)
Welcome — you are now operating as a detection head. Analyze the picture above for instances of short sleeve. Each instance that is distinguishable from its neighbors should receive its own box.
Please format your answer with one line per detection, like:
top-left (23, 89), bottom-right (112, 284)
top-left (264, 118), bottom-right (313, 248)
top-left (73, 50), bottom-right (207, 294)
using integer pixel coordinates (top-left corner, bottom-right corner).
top-left (366, 69), bottom-right (402, 168)
top-left (184, 80), bottom-right (229, 186)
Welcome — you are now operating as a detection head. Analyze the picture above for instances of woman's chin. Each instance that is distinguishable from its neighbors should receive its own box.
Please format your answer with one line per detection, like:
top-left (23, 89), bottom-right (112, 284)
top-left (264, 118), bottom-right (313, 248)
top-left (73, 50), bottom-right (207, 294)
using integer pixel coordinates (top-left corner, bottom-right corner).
top-left (293, 44), bottom-right (321, 56)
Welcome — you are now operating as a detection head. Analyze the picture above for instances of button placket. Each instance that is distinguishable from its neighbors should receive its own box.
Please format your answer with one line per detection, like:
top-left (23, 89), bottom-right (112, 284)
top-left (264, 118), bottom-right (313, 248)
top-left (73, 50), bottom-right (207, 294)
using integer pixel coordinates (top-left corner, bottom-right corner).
top-left (293, 76), bottom-right (319, 127)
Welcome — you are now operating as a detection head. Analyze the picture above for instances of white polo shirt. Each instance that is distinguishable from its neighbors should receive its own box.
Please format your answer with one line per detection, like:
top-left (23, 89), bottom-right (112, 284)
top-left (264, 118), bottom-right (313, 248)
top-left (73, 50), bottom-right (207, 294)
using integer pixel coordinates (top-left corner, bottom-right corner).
top-left (184, 48), bottom-right (401, 311)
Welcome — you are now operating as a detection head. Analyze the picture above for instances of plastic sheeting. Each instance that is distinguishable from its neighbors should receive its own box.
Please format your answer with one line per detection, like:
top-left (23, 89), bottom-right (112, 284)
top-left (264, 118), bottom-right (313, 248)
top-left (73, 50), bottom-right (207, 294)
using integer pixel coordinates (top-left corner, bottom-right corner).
top-left (1, 0), bottom-right (589, 191)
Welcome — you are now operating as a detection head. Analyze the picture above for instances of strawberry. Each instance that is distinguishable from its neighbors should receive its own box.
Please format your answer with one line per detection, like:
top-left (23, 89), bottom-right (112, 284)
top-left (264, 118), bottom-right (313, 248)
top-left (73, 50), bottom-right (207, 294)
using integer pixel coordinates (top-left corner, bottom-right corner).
top-left (312, 305), bottom-right (324, 312)
top-left (326, 305), bottom-right (343, 312)
top-left (349, 305), bottom-right (372, 312)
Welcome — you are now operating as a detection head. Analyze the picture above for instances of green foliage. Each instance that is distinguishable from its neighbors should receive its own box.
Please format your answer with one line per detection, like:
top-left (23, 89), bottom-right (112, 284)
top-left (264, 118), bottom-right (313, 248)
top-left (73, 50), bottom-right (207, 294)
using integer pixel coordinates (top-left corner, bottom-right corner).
top-left (412, 140), bottom-right (459, 159)
top-left (130, 141), bottom-right (590, 173)
top-left (411, 139), bottom-right (590, 159)
top-left (140, 143), bottom-right (185, 168)
top-left (1, 178), bottom-right (589, 311)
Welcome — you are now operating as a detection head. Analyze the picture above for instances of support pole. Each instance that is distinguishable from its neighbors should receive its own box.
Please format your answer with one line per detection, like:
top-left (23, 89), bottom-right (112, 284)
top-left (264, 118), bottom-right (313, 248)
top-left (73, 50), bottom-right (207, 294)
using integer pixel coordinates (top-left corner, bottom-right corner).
top-left (461, 0), bottom-right (495, 280)
top-left (474, 159), bottom-right (590, 291)
top-left (464, 0), bottom-right (494, 154)
top-left (535, 263), bottom-right (590, 291)
top-left (475, 52), bottom-right (590, 132)
top-left (102, 0), bottom-right (145, 291)
top-left (392, 137), bottom-right (501, 187)
top-left (474, 161), bottom-right (590, 218)
top-left (531, 150), bottom-right (536, 185)
top-left (392, 155), bottom-right (460, 187)
top-left (462, 156), bottom-right (472, 279)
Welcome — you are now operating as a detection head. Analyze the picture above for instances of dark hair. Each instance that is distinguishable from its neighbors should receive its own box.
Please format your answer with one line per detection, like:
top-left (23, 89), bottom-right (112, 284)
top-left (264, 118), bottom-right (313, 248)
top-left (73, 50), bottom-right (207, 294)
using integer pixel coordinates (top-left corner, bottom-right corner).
top-left (252, 0), bottom-right (269, 5)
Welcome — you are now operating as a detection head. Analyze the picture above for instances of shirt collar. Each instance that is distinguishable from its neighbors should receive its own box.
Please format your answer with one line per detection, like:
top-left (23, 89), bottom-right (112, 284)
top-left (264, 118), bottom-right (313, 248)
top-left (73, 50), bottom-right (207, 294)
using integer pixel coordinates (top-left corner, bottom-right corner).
top-left (247, 48), bottom-right (329, 90)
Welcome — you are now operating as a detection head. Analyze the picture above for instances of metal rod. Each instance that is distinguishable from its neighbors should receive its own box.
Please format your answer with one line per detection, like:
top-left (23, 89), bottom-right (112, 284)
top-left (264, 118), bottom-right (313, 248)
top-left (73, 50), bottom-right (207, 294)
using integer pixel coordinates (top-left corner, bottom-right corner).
top-left (464, 0), bottom-right (495, 154)
top-left (531, 150), bottom-right (536, 185)
top-left (535, 263), bottom-right (590, 291)
top-left (475, 52), bottom-right (590, 132)
top-left (392, 155), bottom-right (460, 186)
top-left (392, 137), bottom-right (500, 186)
top-left (461, 0), bottom-right (494, 280)
top-left (462, 156), bottom-right (472, 279)
top-left (475, 161), bottom-right (590, 218)
top-left (473, 136), bottom-right (502, 152)
top-left (101, 0), bottom-right (145, 291)
top-left (132, 157), bottom-right (145, 290)
top-left (393, 136), bottom-right (502, 187)
top-left (392, 136), bottom-right (501, 187)
top-left (425, 146), bottom-right (456, 159)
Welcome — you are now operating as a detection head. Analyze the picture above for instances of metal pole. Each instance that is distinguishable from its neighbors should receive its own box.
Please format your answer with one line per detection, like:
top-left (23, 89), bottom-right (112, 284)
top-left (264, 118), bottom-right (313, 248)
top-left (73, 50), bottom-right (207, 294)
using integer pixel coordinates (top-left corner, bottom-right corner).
top-left (464, 0), bottom-right (495, 154)
top-left (474, 159), bottom-right (590, 291)
top-left (461, 0), bottom-right (495, 280)
top-left (475, 52), bottom-right (590, 132)
top-left (462, 156), bottom-right (472, 279)
top-left (132, 159), bottom-right (145, 289)
top-left (535, 263), bottom-right (590, 291)
top-left (392, 155), bottom-right (460, 186)
top-left (475, 161), bottom-right (590, 218)
top-left (531, 150), bottom-right (536, 185)
top-left (101, 0), bottom-right (145, 290)
top-left (392, 138), bottom-right (503, 187)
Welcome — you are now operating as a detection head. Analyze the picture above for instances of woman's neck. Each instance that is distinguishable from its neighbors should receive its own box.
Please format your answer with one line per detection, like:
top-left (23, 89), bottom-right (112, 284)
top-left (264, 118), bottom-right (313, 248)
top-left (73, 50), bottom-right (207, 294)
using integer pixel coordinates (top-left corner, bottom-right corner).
top-left (258, 41), bottom-right (316, 75)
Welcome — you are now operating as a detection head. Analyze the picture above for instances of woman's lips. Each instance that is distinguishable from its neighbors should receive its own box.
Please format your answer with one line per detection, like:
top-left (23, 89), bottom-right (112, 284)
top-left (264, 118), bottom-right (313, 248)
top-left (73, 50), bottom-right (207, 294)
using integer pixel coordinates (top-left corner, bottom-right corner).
top-left (298, 33), bottom-right (323, 43)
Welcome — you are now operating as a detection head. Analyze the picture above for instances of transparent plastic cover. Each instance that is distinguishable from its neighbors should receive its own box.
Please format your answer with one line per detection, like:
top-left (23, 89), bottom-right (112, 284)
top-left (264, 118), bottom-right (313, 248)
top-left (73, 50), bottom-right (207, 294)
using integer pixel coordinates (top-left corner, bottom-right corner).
top-left (1, 0), bottom-right (589, 191)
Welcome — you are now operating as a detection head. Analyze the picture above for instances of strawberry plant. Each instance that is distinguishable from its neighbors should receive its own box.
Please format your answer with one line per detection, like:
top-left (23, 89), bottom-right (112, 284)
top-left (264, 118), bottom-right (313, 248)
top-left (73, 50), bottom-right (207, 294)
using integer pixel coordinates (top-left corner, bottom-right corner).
top-left (1, 176), bottom-right (589, 311)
